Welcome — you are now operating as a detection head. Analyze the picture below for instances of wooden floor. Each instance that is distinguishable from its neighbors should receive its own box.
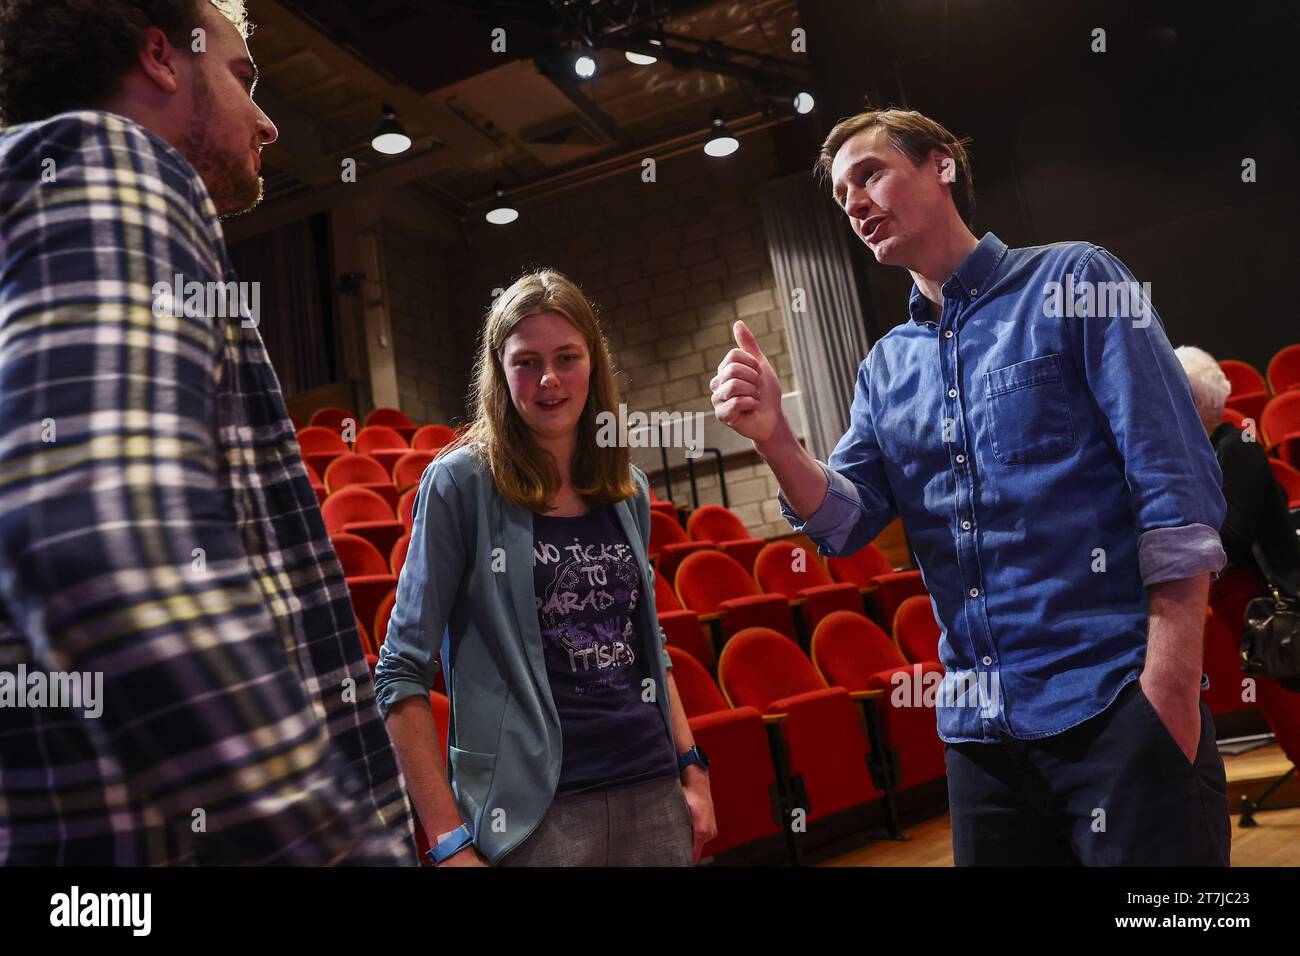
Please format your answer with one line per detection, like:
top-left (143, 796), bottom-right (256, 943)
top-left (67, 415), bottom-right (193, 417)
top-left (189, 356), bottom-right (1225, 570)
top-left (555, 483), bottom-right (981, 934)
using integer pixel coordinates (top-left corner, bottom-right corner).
top-left (822, 742), bottom-right (1300, 867)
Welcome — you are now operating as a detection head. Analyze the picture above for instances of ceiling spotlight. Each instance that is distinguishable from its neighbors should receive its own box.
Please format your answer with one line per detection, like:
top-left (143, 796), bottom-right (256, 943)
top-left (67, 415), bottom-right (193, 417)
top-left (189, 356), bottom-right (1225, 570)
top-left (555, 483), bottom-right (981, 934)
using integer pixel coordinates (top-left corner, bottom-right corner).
top-left (371, 103), bottom-right (412, 155)
top-left (793, 91), bottom-right (816, 115)
top-left (574, 53), bottom-right (597, 78)
top-left (625, 50), bottom-right (657, 65)
top-left (704, 112), bottom-right (739, 157)
top-left (486, 183), bottom-right (518, 225)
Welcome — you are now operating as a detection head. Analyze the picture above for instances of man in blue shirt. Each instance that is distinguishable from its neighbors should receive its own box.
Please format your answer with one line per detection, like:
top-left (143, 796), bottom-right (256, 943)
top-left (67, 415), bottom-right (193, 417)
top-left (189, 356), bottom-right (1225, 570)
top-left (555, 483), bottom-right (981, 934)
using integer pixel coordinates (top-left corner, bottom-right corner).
top-left (710, 108), bottom-right (1231, 865)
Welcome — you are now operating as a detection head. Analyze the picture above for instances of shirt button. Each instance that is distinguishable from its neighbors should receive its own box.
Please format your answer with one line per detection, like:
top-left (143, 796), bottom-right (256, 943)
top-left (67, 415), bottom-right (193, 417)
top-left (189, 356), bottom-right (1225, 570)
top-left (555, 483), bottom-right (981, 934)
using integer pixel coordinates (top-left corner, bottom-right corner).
top-left (955, 454), bottom-right (966, 464)
top-left (948, 388), bottom-right (957, 398)
top-left (982, 656), bottom-right (993, 666)
top-left (962, 520), bottom-right (972, 530)
top-left (969, 587), bottom-right (979, 598)
top-left (944, 330), bottom-right (954, 339)
top-left (970, 288), bottom-right (978, 296)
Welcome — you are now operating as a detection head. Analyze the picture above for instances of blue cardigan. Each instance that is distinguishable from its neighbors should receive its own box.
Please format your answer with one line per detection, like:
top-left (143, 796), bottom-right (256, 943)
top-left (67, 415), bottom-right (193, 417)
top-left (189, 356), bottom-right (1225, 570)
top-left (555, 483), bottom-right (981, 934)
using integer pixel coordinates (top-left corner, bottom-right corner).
top-left (373, 445), bottom-right (676, 863)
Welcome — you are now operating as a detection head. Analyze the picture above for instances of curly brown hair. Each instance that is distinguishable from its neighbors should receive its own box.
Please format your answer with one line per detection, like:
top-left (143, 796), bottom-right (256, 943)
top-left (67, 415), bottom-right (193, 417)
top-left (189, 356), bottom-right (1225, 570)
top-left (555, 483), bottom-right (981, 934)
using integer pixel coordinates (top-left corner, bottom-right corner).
top-left (0, 0), bottom-right (250, 127)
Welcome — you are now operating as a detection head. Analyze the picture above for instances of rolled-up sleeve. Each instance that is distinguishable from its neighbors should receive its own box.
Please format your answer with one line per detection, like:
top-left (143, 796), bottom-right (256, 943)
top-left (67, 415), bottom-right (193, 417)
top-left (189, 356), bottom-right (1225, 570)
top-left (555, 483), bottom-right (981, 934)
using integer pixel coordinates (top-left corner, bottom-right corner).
top-left (780, 357), bottom-right (898, 557)
top-left (1071, 247), bottom-right (1227, 585)
top-left (374, 459), bottom-right (467, 717)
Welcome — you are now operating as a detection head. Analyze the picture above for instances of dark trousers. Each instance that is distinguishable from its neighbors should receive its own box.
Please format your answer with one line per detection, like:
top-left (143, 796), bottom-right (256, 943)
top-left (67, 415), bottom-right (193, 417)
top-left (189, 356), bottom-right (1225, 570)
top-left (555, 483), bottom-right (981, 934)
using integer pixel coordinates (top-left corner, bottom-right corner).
top-left (944, 679), bottom-right (1231, 866)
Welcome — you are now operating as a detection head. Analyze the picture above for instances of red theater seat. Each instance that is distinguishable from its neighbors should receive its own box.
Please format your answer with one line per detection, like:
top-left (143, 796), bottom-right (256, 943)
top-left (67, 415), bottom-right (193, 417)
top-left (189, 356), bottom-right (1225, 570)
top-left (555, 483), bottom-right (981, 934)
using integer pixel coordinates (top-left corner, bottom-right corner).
top-left (355, 425), bottom-right (411, 475)
top-left (331, 533), bottom-right (398, 647)
top-left (393, 451), bottom-right (437, 492)
top-left (1266, 344), bottom-right (1300, 395)
top-left (754, 539), bottom-right (864, 632)
top-left (324, 452), bottom-right (399, 511)
top-left (309, 406), bottom-right (358, 432)
top-left (412, 424), bottom-right (456, 451)
top-left (718, 627), bottom-right (882, 822)
top-left (1261, 390), bottom-right (1300, 466)
top-left (687, 505), bottom-right (766, 574)
top-left (322, 486), bottom-right (405, 558)
top-left (893, 594), bottom-right (942, 665)
top-left (675, 549), bottom-right (797, 643)
top-left (666, 647), bottom-right (782, 857)
top-left (297, 426), bottom-right (349, 478)
top-left (812, 611), bottom-right (945, 791)
top-left (649, 509), bottom-right (713, 584)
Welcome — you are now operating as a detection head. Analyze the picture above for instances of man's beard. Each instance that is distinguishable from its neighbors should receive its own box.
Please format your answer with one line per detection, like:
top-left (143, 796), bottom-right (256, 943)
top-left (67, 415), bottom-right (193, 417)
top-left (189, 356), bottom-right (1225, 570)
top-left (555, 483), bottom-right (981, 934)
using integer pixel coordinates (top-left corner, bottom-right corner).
top-left (178, 68), bottom-right (264, 218)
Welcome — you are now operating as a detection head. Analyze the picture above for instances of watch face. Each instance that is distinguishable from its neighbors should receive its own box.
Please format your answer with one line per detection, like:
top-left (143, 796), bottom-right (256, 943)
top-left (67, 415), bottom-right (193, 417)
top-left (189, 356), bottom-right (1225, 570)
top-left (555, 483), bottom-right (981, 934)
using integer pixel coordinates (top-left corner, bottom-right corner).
top-left (695, 745), bottom-right (710, 768)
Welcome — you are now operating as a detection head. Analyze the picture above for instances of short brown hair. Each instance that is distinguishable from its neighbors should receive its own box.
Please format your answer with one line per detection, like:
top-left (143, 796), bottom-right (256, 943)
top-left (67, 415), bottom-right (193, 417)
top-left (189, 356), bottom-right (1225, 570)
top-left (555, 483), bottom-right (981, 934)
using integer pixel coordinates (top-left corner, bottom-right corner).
top-left (447, 269), bottom-right (638, 513)
top-left (0, 0), bottom-right (250, 127)
top-left (816, 108), bottom-right (975, 226)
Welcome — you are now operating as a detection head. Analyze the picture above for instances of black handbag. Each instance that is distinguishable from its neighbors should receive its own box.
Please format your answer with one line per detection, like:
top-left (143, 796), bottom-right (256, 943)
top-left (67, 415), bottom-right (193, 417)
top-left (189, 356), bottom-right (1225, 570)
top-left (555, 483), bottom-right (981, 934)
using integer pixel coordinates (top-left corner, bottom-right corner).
top-left (1240, 544), bottom-right (1300, 692)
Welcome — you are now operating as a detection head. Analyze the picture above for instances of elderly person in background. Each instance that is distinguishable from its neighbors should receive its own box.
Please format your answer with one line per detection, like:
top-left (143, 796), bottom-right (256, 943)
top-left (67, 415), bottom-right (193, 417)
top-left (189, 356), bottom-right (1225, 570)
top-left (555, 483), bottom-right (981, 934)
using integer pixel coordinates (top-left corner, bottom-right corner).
top-left (1175, 346), bottom-right (1300, 605)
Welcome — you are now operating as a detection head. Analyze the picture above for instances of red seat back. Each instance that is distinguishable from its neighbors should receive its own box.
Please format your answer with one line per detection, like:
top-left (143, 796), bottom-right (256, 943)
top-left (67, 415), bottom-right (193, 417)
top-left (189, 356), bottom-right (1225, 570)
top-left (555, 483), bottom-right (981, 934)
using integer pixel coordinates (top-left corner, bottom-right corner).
top-left (754, 539), bottom-right (834, 596)
top-left (654, 568), bottom-right (682, 612)
top-left (718, 627), bottom-right (826, 711)
top-left (355, 425), bottom-right (408, 456)
top-left (893, 594), bottom-right (942, 663)
top-left (827, 544), bottom-right (894, 588)
top-left (1261, 390), bottom-right (1300, 448)
top-left (811, 611), bottom-right (907, 691)
top-left (297, 426), bottom-right (349, 455)
top-left (322, 486), bottom-right (395, 532)
top-left (649, 509), bottom-right (690, 554)
top-left (324, 452), bottom-right (392, 493)
top-left (393, 450), bottom-right (436, 491)
top-left (366, 407), bottom-right (415, 429)
top-left (666, 646), bottom-right (729, 717)
top-left (412, 424), bottom-right (455, 450)
top-left (1219, 359), bottom-right (1267, 396)
top-left (1221, 407), bottom-right (1248, 428)
top-left (331, 532), bottom-right (390, 577)
top-left (1269, 458), bottom-right (1300, 507)
top-left (374, 588), bottom-right (398, 650)
top-left (1266, 344), bottom-right (1300, 395)
top-left (686, 505), bottom-right (751, 543)
top-left (309, 406), bottom-right (357, 431)
top-left (398, 486), bottom-right (419, 529)
top-left (390, 533), bottom-right (411, 576)
top-left (675, 550), bottom-right (760, 614)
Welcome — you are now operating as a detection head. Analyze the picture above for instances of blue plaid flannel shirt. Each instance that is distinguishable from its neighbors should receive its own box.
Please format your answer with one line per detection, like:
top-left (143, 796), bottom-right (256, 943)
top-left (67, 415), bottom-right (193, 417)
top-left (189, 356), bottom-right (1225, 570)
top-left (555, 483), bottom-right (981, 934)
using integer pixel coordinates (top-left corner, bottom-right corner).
top-left (0, 111), bottom-right (415, 864)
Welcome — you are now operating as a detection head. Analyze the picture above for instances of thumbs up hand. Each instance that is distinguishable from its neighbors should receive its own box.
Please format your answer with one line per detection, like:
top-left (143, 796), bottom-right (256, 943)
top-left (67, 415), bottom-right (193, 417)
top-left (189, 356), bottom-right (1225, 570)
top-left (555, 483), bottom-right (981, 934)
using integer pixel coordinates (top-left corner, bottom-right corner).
top-left (709, 320), bottom-right (783, 445)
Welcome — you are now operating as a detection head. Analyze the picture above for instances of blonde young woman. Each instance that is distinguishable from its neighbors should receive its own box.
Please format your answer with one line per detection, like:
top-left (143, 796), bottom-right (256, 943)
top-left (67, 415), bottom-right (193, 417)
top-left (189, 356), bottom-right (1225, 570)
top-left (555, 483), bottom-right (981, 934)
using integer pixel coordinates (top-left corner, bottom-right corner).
top-left (375, 269), bottom-right (717, 866)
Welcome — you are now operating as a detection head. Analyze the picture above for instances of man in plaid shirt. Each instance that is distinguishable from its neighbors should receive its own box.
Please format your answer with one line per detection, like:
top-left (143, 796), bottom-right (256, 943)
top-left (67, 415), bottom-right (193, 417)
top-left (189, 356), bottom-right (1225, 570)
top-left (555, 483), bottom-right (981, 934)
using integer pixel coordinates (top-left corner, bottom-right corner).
top-left (0, 0), bottom-right (414, 863)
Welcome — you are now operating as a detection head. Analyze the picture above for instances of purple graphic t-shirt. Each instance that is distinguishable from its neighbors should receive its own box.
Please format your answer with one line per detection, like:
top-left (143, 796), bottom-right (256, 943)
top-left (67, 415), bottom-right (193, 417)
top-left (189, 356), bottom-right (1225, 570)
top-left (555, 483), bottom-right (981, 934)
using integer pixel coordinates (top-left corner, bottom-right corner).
top-left (532, 506), bottom-right (677, 794)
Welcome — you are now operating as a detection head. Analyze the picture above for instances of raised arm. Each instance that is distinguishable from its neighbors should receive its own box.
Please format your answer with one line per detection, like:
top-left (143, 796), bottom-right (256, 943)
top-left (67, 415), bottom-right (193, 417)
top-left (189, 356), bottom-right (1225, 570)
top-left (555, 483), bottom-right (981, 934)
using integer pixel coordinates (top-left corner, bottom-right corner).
top-left (711, 320), bottom-right (897, 556)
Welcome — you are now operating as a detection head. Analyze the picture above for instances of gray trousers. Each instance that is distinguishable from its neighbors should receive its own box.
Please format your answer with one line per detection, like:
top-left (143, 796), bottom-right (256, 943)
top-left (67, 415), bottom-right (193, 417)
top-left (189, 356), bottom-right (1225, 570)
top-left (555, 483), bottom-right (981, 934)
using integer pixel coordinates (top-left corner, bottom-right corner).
top-left (498, 773), bottom-right (694, 867)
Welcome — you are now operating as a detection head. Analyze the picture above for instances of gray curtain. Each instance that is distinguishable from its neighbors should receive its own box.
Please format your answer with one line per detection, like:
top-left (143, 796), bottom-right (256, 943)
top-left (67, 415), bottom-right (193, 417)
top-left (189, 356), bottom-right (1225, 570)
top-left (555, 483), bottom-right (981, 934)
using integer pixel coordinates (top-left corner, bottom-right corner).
top-left (759, 173), bottom-right (873, 461)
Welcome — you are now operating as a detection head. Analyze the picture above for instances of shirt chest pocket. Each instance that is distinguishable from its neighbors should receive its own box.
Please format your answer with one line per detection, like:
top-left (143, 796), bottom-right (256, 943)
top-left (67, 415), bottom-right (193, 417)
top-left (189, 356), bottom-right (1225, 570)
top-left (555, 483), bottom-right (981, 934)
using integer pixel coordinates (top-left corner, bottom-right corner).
top-left (983, 353), bottom-right (1077, 464)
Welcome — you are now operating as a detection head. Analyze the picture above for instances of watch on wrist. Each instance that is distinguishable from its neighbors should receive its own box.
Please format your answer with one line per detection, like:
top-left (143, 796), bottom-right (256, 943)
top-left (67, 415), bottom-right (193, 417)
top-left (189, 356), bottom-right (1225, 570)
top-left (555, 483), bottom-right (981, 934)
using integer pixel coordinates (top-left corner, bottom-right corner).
top-left (677, 744), bottom-right (710, 775)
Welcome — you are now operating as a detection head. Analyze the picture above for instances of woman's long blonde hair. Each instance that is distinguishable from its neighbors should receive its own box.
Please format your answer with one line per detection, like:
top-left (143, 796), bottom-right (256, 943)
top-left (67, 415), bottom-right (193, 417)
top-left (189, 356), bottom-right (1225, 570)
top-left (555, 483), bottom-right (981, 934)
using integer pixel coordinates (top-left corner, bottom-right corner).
top-left (447, 268), bottom-right (637, 512)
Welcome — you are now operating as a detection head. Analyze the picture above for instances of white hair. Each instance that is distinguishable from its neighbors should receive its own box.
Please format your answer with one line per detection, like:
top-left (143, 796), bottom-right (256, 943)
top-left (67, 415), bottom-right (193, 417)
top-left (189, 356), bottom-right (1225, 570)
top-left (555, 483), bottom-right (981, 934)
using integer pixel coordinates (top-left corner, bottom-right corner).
top-left (1174, 345), bottom-right (1232, 421)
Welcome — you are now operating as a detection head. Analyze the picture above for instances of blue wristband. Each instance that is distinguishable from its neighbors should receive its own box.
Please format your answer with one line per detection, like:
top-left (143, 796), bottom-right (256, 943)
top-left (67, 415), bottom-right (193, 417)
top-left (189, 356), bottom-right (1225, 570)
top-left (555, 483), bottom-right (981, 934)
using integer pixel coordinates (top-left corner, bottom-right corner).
top-left (428, 824), bottom-right (474, 865)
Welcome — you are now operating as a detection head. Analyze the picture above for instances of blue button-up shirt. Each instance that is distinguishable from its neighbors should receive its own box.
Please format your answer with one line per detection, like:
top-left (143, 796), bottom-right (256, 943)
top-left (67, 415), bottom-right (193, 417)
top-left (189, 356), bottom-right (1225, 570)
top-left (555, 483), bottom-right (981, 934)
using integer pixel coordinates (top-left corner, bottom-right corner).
top-left (783, 232), bottom-right (1226, 743)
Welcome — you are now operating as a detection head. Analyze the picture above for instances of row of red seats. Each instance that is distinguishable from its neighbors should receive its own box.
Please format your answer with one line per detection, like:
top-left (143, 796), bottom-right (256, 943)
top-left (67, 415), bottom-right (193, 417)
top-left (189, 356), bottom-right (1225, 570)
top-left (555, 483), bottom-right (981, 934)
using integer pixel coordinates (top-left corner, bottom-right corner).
top-left (1220, 345), bottom-right (1300, 421)
top-left (1221, 349), bottom-right (1300, 474)
top-left (291, 405), bottom-right (431, 441)
top-left (652, 539), bottom-right (928, 665)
